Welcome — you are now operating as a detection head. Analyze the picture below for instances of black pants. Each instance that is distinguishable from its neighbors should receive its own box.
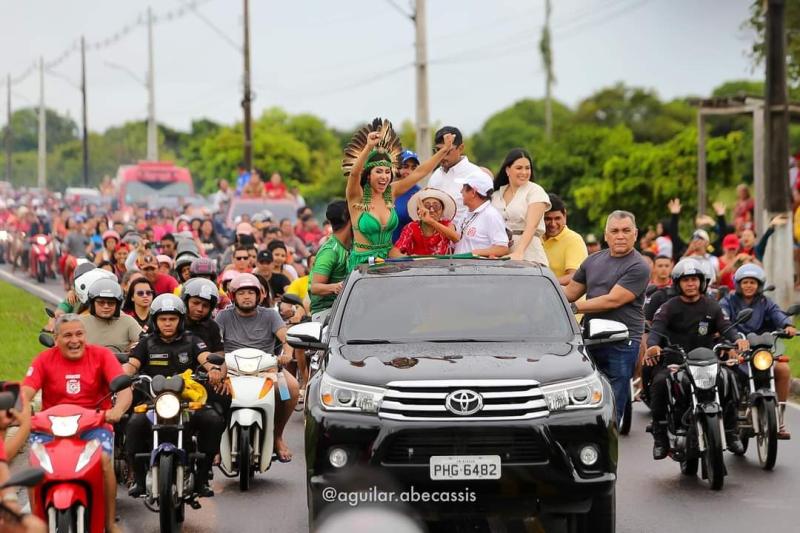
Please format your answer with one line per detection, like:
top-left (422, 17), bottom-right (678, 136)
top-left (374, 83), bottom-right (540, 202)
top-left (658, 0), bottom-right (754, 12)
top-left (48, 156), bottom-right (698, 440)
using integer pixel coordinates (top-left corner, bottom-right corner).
top-left (649, 365), bottom-right (739, 431)
top-left (126, 407), bottom-right (225, 483)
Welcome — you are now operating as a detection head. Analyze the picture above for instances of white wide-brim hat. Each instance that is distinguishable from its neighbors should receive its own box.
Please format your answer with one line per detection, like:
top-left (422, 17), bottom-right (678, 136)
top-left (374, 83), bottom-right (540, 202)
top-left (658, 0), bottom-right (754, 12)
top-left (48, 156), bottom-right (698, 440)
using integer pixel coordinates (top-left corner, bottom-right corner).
top-left (407, 187), bottom-right (457, 222)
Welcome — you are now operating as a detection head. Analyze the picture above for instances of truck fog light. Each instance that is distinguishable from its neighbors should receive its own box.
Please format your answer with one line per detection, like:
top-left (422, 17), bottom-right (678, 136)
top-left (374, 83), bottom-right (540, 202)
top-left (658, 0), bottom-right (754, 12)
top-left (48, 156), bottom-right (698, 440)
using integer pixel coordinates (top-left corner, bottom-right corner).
top-left (579, 445), bottom-right (599, 467)
top-left (329, 447), bottom-right (349, 468)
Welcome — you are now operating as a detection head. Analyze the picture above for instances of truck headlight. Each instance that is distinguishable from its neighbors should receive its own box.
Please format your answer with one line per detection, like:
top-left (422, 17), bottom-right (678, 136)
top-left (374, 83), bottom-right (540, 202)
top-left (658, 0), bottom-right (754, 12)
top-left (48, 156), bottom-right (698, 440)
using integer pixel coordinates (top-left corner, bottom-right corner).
top-left (319, 374), bottom-right (385, 413)
top-left (541, 373), bottom-right (604, 413)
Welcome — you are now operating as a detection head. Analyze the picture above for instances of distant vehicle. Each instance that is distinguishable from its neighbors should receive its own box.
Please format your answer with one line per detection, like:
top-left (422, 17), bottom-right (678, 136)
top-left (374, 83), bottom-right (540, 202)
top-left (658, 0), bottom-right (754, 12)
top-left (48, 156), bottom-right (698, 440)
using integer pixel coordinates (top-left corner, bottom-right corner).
top-left (115, 161), bottom-right (194, 210)
top-left (226, 198), bottom-right (297, 228)
top-left (64, 187), bottom-right (105, 206)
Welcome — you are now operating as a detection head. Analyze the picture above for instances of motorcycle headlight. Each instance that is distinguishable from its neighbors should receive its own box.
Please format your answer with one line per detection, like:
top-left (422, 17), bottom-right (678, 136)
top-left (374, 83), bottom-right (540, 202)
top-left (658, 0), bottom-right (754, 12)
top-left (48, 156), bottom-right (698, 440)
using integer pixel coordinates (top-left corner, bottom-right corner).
top-left (541, 373), bottom-right (604, 413)
top-left (155, 393), bottom-right (181, 419)
top-left (0, 230), bottom-right (8, 241)
top-left (75, 439), bottom-right (101, 472)
top-left (235, 355), bottom-right (261, 375)
top-left (320, 374), bottom-right (385, 413)
top-left (752, 350), bottom-right (774, 371)
top-left (30, 442), bottom-right (54, 474)
top-left (49, 414), bottom-right (81, 437)
top-left (36, 236), bottom-right (47, 245)
top-left (689, 364), bottom-right (718, 390)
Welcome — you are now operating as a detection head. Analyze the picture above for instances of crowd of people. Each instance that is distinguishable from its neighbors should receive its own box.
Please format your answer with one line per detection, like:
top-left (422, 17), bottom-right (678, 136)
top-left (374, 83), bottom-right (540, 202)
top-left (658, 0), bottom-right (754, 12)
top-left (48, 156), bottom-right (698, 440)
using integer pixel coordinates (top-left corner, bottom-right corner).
top-left (1, 119), bottom-right (799, 531)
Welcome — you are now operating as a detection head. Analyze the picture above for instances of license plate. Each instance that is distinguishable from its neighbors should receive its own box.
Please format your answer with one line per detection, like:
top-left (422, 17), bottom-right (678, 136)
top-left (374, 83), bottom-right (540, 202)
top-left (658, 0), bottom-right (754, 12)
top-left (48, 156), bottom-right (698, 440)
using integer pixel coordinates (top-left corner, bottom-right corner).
top-left (429, 455), bottom-right (501, 480)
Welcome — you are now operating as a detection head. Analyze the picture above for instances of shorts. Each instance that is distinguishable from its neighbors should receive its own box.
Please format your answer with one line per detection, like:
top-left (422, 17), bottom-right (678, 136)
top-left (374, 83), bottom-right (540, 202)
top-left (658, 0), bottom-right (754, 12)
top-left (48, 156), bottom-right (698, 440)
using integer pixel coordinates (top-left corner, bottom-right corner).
top-left (30, 428), bottom-right (114, 456)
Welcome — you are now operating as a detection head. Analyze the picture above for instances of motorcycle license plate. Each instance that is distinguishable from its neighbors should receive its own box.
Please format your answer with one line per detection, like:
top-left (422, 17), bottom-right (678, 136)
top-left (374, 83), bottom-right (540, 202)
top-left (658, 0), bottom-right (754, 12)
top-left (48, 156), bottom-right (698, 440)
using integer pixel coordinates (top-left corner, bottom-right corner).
top-left (430, 455), bottom-right (501, 480)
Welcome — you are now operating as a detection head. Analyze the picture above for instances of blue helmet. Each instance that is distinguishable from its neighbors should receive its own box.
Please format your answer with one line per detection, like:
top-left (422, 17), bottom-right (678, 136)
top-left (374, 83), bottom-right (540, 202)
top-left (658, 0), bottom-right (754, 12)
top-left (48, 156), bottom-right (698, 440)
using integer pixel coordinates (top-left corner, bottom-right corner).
top-left (400, 150), bottom-right (419, 164)
top-left (734, 263), bottom-right (766, 295)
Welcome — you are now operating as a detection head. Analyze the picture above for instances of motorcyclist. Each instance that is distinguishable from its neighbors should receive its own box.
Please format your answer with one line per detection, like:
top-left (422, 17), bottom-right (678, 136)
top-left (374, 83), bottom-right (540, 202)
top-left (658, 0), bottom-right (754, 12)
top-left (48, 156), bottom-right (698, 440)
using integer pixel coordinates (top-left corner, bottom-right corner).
top-left (79, 278), bottom-right (142, 353)
top-left (644, 258), bottom-right (749, 459)
top-left (18, 314), bottom-right (132, 533)
top-left (123, 294), bottom-right (225, 498)
top-left (720, 263), bottom-right (797, 438)
top-left (182, 278), bottom-right (224, 353)
top-left (215, 273), bottom-right (299, 462)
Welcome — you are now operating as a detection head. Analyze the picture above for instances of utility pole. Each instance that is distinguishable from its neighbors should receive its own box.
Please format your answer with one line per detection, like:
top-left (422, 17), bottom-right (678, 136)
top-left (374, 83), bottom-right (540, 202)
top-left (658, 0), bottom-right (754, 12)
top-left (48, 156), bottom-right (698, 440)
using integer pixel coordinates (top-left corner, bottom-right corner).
top-left (81, 36), bottom-right (89, 186)
top-left (37, 57), bottom-right (46, 189)
top-left (413, 0), bottom-right (431, 160)
top-left (540, 0), bottom-right (554, 141)
top-left (242, 0), bottom-right (253, 170)
top-left (146, 6), bottom-right (158, 161)
top-left (4, 74), bottom-right (11, 183)
top-left (762, 0), bottom-right (793, 307)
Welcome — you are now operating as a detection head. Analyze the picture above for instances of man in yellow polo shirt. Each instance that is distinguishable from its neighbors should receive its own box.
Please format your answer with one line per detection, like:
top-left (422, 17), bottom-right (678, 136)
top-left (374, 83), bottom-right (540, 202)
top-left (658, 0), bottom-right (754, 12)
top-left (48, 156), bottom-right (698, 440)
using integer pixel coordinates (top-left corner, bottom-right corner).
top-left (543, 194), bottom-right (588, 286)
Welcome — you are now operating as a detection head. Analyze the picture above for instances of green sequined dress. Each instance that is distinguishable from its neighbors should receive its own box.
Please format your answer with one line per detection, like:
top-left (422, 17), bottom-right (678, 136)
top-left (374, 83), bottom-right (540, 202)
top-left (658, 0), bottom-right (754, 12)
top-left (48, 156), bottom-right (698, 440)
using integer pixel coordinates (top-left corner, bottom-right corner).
top-left (348, 208), bottom-right (399, 271)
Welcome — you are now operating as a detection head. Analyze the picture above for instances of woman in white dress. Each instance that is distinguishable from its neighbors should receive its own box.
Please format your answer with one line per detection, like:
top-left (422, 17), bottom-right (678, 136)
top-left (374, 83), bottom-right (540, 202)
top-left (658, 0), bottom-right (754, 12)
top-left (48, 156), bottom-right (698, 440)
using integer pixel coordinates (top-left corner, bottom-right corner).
top-left (490, 148), bottom-right (551, 264)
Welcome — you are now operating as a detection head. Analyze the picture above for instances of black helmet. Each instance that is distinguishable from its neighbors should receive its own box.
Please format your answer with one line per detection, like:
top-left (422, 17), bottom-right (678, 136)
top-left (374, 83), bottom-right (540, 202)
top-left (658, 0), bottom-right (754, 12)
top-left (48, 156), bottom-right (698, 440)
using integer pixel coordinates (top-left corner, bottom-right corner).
top-left (149, 293), bottom-right (186, 336)
top-left (181, 278), bottom-right (219, 321)
top-left (671, 258), bottom-right (708, 295)
top-left (87, 278), bottom-right (124, 318)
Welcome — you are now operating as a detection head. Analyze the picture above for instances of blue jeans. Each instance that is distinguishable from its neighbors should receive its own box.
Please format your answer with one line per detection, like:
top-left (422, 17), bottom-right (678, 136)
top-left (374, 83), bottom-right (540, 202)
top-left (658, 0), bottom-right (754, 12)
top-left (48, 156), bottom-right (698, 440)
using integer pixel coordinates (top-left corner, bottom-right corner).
top-left (588, 340), bottom-right (640, 422)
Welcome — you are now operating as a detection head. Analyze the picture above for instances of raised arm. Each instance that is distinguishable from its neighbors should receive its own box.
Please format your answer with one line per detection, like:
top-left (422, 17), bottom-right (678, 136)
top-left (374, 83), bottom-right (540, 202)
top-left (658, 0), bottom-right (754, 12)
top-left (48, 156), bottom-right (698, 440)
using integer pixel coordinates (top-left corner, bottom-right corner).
top-left (346, 131), bottom-right (381, 203)
top-left (392, 133), bottom-right (455, 198)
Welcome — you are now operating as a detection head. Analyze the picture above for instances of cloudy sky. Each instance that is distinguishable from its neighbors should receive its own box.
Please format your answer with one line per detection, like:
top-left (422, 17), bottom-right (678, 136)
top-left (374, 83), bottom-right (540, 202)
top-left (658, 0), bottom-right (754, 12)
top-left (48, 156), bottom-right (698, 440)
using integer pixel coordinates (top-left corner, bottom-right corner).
top-left (2, 0), bottom-right (759, 135)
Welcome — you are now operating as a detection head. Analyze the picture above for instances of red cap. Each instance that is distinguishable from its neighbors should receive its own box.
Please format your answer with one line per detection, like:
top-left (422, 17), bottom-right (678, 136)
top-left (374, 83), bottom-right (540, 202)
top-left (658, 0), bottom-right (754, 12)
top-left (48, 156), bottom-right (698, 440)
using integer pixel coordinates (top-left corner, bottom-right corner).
top-left (722, 233), bottom-right (740, 250)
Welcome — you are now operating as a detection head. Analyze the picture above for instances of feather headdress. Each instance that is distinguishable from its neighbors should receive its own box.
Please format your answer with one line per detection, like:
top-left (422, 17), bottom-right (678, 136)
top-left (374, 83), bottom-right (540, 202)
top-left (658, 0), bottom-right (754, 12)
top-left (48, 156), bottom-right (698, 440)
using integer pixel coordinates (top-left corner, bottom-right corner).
top-left (342, 117), bottom-right (403, 178)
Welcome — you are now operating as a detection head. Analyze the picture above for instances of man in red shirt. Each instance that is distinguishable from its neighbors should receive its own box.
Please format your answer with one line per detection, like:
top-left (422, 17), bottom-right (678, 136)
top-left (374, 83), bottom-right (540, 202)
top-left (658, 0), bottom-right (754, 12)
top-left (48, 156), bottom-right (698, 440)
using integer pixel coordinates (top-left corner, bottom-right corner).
top-left (19, 315), bottom-right (131, 533)
top-left (138, 253), bottom-right (178, 295)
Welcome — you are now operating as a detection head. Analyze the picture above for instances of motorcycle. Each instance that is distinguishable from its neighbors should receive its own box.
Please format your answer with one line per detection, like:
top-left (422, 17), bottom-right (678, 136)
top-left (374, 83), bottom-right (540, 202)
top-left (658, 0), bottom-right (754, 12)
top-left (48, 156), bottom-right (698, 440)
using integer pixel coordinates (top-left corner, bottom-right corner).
top-left (28, 234), bottom-right (52, 283)
top-left (649, 308), bottom-right (752, 491)
top-left (27, 375), bottom-right (131, 532)
top-left (735, 303), bottom-right (800, 470)
top-left (129, 355), bottom-right (224, 532)
top-left (218, 348), bottom-right (280, 491)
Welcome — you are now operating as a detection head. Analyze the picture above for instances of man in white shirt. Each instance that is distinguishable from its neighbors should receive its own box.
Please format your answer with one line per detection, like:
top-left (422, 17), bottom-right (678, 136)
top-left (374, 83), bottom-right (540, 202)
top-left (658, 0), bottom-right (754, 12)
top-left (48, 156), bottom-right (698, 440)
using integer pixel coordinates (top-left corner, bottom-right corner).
top-left (453, 172), bottom-right (510, 257)
top-left (428, 126), bottom-right (482, 227)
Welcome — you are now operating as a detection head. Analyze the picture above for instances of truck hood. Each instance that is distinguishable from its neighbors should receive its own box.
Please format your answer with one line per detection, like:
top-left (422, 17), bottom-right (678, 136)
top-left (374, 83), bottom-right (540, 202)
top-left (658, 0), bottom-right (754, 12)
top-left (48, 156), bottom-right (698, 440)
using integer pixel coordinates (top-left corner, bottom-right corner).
top-left (326, 341), bottom-right (596, 388)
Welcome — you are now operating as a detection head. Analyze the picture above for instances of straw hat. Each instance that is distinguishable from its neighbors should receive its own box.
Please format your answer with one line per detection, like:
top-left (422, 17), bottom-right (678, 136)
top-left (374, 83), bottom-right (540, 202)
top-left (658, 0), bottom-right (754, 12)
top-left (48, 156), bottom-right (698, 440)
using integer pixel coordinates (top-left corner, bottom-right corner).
top-left (407, 187), bottom-right (457, 222)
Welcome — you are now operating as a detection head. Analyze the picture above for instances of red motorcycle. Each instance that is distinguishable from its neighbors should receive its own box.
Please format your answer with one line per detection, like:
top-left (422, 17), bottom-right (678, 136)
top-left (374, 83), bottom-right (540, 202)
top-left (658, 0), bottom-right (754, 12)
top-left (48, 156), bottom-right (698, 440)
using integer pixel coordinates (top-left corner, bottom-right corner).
top-left (28, 234), bottom-right (52, 283)
top-left (28, 376), bottom-right (130, 533)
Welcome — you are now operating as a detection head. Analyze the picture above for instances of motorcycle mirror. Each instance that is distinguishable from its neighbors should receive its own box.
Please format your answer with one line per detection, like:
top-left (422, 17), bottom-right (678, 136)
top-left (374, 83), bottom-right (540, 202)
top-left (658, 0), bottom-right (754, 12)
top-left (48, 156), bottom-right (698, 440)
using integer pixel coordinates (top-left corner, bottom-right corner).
top-left (109, 374), bottom-right (132, 393)
top-left (764, 284), bottom-right (776, 292)
top-left (207, 354), bottom-right (225, 366)
top-left (114, 352), bottom-right (129, 365)
top-left (785, 303), bottom-right (800, 316)
top-left (0, 468), bottom-right (46, 490)
top-left (735, 308), bottom-right (754, 323)
top-left (44, 307), bottom-right (55, 318)
top-left (38, 332), bottom-right (55, 348)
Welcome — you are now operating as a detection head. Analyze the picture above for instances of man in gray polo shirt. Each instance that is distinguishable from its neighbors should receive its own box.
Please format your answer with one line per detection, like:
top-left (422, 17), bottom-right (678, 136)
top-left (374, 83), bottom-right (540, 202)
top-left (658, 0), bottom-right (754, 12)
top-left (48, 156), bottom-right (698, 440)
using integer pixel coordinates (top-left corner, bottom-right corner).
top-left (563, 210), bottom-right (650, 423)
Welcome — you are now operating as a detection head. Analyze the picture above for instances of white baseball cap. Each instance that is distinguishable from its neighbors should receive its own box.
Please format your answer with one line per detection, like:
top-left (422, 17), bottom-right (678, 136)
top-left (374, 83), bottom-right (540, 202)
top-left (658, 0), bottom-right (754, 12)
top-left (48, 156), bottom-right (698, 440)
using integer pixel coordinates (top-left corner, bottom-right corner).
top-left (454, 172), bottom-right (494, 196)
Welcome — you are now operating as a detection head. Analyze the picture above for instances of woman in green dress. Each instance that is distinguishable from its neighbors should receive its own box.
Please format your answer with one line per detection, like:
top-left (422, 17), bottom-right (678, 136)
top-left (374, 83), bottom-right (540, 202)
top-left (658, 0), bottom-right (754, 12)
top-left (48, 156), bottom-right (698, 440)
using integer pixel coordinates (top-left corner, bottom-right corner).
top-left (344, 119), bottom-right (454, 271)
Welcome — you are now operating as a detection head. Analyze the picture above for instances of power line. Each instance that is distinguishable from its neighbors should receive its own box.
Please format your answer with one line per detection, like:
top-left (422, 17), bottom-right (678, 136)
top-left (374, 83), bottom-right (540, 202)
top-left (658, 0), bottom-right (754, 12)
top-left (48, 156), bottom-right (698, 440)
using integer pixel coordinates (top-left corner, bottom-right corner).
top-left (178, 0), bottom-right (242, 53)
top-left (383, 0), bottom-right (413, 20)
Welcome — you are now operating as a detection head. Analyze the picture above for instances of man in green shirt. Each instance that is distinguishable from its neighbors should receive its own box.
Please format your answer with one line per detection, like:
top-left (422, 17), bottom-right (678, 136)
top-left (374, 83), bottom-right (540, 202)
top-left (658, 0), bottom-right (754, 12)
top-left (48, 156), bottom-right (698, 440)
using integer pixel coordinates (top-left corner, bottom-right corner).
top-left (310, 201), bottom-right (352, 320)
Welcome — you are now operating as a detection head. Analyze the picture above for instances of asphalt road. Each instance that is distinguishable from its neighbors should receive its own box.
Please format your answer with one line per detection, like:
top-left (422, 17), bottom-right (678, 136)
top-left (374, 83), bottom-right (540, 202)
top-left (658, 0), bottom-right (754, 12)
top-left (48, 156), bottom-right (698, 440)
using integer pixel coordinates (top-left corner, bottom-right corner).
top-left (3, 263), bottom-right (800, 533)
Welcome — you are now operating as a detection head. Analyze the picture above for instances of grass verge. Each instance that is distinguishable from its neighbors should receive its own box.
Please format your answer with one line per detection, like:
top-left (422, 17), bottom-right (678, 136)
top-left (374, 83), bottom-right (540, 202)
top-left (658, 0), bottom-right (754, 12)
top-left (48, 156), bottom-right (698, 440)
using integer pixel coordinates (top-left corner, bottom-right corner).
top-left (0, 281), bottom-right (47, 380)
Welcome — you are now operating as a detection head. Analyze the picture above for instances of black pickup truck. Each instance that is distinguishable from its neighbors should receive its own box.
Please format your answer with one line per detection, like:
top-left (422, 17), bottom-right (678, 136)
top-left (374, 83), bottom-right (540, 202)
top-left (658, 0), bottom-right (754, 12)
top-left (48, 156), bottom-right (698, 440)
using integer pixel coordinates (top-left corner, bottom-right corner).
top-left (288, 259), bottom-right (628, 532)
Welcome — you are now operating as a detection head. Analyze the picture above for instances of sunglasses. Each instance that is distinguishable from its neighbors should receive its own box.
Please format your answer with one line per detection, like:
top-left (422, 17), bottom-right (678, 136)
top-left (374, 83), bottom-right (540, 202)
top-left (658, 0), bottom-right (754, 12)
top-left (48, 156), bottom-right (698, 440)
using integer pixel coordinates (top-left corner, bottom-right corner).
top-left (95, 299), bottom-right (117, 307)
top-left (235, 256), bottom-right (250, 261)
top-left (135, 290), bottom-right (154, 297)
top-left (142, 267), bottom-right (156, 272)
top-left (422, 202), bottom-right (443, 211)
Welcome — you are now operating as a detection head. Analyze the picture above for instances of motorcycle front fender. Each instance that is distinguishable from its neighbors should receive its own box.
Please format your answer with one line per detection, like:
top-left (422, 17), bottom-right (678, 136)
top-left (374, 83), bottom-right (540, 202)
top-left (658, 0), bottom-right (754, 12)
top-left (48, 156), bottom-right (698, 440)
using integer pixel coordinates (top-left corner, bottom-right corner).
top-left (48, 482), bottom-right (88, 510)
top-left (230, 408), bottom-right (263, 429)
top-left (749, 390), bottom-right (777, 404)
top-left (696, 402), bottom-right (722, 417)
top-left (149, 442), bottom-right (187, 467)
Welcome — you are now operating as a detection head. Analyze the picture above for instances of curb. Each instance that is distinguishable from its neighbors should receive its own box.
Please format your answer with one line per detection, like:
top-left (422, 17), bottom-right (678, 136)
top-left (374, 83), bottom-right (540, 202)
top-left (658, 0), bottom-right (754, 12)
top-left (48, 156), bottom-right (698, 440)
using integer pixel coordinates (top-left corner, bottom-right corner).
top-left (0, 267), bottom-right (61, 305)
top-left (792, 378), bottom-right (800, 397)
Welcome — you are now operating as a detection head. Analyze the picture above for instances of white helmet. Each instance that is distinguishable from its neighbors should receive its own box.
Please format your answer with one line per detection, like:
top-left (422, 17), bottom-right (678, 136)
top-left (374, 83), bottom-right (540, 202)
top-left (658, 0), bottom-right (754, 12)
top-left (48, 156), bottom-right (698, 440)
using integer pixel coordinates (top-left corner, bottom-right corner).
top-left (75, 268), bottom-right (117, 304)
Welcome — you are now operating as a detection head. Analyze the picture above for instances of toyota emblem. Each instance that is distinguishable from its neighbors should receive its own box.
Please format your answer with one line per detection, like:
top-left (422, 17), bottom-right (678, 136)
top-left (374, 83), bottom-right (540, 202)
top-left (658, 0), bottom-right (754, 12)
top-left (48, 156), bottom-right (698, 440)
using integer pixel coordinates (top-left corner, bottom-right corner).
top-left (445, 389), bottom-right (483, 416)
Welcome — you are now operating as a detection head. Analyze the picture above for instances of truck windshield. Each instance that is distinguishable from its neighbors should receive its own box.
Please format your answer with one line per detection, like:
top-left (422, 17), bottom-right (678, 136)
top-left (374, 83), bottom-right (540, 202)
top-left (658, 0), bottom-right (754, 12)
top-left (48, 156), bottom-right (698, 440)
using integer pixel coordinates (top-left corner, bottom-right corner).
top-left (340, 275), bottom-right (573, 343)
top-left (124, 181), bottom-right (192, 204)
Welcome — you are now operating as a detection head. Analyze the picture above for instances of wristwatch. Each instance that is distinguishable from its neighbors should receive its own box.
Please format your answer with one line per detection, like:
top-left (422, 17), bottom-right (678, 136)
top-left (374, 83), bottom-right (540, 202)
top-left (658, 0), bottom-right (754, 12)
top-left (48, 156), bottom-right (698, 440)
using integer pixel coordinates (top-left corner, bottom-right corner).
top-left (570, 302), bottom-right (579, 314)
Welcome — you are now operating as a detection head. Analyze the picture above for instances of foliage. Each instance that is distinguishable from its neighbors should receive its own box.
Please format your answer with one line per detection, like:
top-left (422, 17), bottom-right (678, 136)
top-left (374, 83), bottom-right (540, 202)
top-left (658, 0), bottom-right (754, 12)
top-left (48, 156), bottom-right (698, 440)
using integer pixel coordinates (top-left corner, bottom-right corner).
top-left (747, 0), bottom-right (800, 88)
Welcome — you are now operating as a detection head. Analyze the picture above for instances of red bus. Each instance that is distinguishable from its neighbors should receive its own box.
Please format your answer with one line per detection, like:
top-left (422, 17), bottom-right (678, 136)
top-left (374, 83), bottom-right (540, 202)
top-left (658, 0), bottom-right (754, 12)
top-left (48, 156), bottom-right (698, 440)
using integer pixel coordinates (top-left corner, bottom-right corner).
top-left (115, 161), bottom-right (195, 209)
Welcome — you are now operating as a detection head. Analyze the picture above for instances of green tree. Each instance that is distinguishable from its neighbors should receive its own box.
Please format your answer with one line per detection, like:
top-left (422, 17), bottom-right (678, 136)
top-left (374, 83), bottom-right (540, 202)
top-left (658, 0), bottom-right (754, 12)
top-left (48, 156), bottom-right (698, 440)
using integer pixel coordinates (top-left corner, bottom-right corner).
top-left (8, 108), bottom-right (78, 152)
top-left (747, 0), bottom-right (800, 88)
